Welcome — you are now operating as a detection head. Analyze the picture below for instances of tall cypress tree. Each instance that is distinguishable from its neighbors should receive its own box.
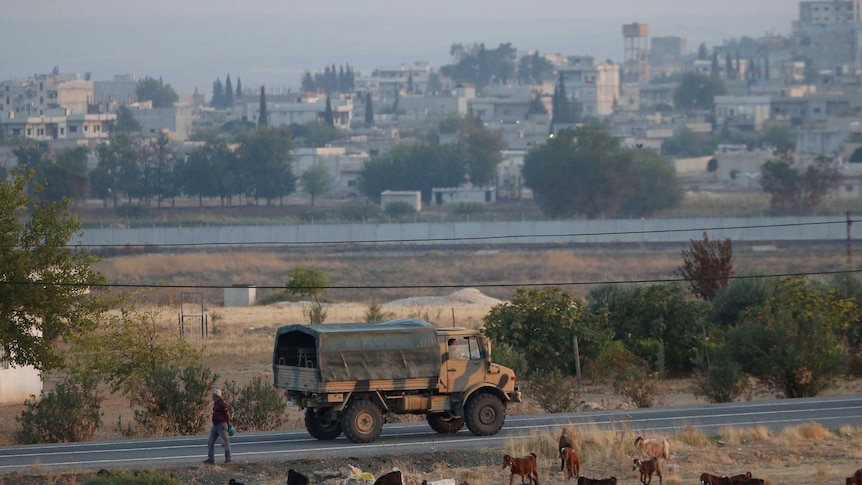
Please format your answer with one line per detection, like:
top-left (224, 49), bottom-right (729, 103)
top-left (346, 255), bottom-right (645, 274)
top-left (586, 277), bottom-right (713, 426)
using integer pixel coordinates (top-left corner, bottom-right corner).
top-left (211, 78), bottom-right (224, 108)
top-left (235, 76), bottom-right (243, 99)
top-left (407, 70), bottom-right (414, 94)
top-left (323, 95), bottom-right (335, 127)
top-left (552, 74), bottom-right (572, 124)
top-left (364, 92), bottom-right (374, 126)
top-left (258, 86), bottom-right (268, 128)
top-left (224, 74), bottom-right (234, 107)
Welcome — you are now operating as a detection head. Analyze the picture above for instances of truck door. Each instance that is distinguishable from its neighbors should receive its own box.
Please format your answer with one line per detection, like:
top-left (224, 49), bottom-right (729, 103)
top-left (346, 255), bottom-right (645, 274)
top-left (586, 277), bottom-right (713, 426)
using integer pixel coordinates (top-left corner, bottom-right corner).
top-left (445, 336), bottom-right (484, 392)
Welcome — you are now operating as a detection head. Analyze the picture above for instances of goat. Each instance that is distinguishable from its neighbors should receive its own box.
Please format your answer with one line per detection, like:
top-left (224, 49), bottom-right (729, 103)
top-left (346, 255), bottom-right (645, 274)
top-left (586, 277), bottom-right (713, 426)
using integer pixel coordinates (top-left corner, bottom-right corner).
top-left (559, 429), bottom-right (575, 450)
top-left (577, 476), bottom-right (617, 485)
top-left (632, 458), bottom-right (661, 485)
top-left (723, 479), bottom-right (763, 485)
top-left (634, 436), bottom-right (669, 463)
top-left (503, 453), bottom-right (539, 485)
top-left (700, 473), bottom-right (724, 485)
top-left (559, 446), bottom-right (580, 479)
top-left (229, 480), bottom-right (245, 485)
top-left (374, 470), bottom-right (402, 485)
top-left (288, 469), bottom-right (310, 485)
top-left (723, 473), bottom-right (752, 485)
top-left (849, 469), bottom-right (862, 485)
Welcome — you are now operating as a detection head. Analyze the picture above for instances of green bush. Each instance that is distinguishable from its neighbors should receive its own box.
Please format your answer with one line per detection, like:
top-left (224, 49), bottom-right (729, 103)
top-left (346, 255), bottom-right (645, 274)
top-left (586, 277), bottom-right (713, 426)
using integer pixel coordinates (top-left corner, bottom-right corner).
top-left (612, 365), bottom-right (659, 408)
top-left (525, 368), bottom-right (580, 413)
top-left (583, 341), bottom-right (645, 384)
top-left (132, 365), bottom-right (217, 436)
top-left (693, 356), bottom-right (748, 403)
top-left (16, 376), bottom-right (103, 444)
top-left (383, 201), bottom-right (416, 216)
top-left (222, 375), bottom-right (286, 431)
top-left (338, 201), bottom-right (381, 221)
top-left (84, 470), bottom-right (182, 485)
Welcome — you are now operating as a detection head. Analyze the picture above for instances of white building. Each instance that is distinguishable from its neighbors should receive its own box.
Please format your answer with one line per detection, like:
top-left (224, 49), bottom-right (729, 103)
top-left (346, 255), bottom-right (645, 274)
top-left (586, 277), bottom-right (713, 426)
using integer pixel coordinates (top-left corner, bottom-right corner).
top-left (381, 190), bottom-right (421, 212)
top-left (557, 58), bottom-right (620, 117)
top-left (0, 111), bottom-right (116, 141)
top-left (129, 105), bottom-right (194, 140)
top-left (294, 146), bottom-right (370, 194)
top-left (431, 186), bottom-right (496, 205)
top-left (1, 75), bottom-right (94, 117)
top-left (714, 96), bottom-right (772, 130)
top-left (0, 352), bottom-right (41, 405)
top-left (245, 93), bottom-right (353, 129)
top-left (94, 74), bottom-right (138, 106)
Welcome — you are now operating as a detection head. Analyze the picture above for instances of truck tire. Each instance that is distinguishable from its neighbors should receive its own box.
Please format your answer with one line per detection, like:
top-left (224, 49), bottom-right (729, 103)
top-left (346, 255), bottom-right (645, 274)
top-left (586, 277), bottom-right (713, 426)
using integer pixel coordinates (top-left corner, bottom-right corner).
top-left (427, 412), bottom-right (465, 434)
top-left (464, 392), bottom-right (506, 436)
top-left (305, 408), bottom-right (342, 440)
top-left (341, 399), bottom-right (384, 443)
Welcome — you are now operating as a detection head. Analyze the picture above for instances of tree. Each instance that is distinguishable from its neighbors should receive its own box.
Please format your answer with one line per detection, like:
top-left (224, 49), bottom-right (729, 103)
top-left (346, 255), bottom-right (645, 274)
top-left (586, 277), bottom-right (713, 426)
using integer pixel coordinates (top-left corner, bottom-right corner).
top-left (697, 43), bottom-right (709, 60)
top-left (235, 76), bottom-right (243, 100)
top-left (484, 287), bottom-right (611, 375)
top-left (211, 78), bottom-right (225, 109)
top-left (90, 133), bottom-right (141, 208)
top-left (528, 93), bottom-right (548, 115)
top-left (364, 92), bottom-right (374, 126)
top-left (180, 138), bottom-right (239, 206)
top-left (619, 149), bottom-right (683, 217)
top-left (115, 105), bottom-right (142, 133)
top-left (39, 146), bottom-right (90, 205)
top-left (587, 283), bottom-right (707, 374)
top-left (673, 72), bottom-right (727, 112)
top-left (292, 121), bottom-right (343, 148)
top-left (301, 164), bottom-right (333, 207)
top-left (522, 125), bottom-right (636, 218)
top-left (439, 42), bottom-right (518, 88)
top-left (407, 70), bottom-right (414, 94)
top-left (286, 267), bottom-right (330, 325)
top-left (135, 76), bottom-right (178, 108)
top-left (662, 129), bottom-right (718, 157)
top-left (760, 155), bottom-right (840, 214)
top-left (726, 277), bottom-right (858, 398)
top-left (145, 132), bottom-right (178, 207)
top-left (65, 301), bottom-right (201, 396)
top-left (235, 127), bottom-right (295, 204)
top-left (0, 169), bottom-right (106, 371)
top-left (323, 95), bottom-right (335, 127)
top-left (224, 75), bottom-right (234, 108)
top-left (258, 86), bottom-right (268, 128)
top-left (678, 232), bottom-right (734, 301)
top-left (358, 142), bottom-right (466, 202)
top-left (552, 74), bottom-right (575, 124)
top-left (707, 276), bottom-right (776, 327)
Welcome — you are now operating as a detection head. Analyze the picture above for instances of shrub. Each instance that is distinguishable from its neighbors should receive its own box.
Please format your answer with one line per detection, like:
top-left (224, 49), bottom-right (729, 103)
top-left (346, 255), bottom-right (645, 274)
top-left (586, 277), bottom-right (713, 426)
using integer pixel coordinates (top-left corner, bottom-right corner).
top-left (383, 201), bottom-right (415, 216)
top-left (115, 204), bottom-right (151, 219)
top-left (222, 375), bottom-right (286, 431)
top-left (694, 359), bottom-right (748, 403)
top-left (83, 470), bottom-right (182, 485)
top-left (525, 368), bottom-right (580, 413)
top-left (338, 201), bottom-right (381, 221)
top-left (132, 365), bottom-right (217, 436)
top-left (453, 202), bottom-right (485, 216)
top-left (583, 341), bottom-right (644, 384)
top-left (612, 365), bottom-right (659, 408)
top-left (16, 375), bottom-right (103, 444)
top-left (365, 299), bottom-right (392, 322)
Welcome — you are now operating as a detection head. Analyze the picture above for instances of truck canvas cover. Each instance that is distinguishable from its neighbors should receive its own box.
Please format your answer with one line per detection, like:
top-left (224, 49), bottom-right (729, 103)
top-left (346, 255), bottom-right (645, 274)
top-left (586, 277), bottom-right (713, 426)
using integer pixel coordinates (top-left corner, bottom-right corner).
top-left (274, 318), bottom-right (441, 382)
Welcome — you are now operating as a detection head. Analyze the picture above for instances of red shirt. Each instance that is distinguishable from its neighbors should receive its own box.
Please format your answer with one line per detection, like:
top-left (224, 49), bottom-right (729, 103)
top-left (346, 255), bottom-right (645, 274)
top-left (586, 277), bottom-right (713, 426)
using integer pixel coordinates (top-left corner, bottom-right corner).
top-left (212, 398), bottom-right (229, 424)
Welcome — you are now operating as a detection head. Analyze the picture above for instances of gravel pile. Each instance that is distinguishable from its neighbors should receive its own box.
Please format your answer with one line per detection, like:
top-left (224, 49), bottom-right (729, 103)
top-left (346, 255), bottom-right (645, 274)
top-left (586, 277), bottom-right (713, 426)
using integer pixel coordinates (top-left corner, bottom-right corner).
top-left (384, 288), bottom-right (502, 307)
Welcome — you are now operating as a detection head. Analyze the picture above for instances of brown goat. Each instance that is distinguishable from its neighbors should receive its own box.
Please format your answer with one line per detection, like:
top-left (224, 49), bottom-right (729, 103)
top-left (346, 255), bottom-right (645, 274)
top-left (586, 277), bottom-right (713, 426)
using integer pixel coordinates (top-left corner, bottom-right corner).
top-left (503, 453), bottom-right (539, 485)
top-left (849, 469), bottom-right (862, 485)
top-left (700, 473), bottom-right (723, 485)
top-left (723, 479), bottom-right (763, 485)
top-left (577, 476), bottom-right (617, 485)
top-left (559, 446), bottom-right (580, 479)
top-left (374, 471), bottom-right (402, 485)
top-left (632, 458), bottom-right (661, 485)
top-left (634, 436), bottom-right (669, 463)
top-left (559, 429), bottom-right (575, 450)
top-left (724, 473), bottom-right (752, 485)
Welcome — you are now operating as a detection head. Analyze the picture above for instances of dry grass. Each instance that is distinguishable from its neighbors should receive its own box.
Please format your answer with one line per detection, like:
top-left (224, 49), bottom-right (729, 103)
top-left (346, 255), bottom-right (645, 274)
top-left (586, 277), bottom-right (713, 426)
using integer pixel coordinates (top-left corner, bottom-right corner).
top-left (718, 424), bottom-right (771, 445)
top-left (675, 424), bottom-right (711, 448)
top-left (778, 421), bottom-right (830, 443)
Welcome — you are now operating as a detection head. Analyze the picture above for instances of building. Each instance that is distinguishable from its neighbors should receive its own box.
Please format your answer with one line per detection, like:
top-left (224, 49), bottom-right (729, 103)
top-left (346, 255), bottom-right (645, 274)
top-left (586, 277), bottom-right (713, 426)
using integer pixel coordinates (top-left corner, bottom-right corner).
top-left (245, 93), bottom-right (353, 129)
top-left (793, 1), bottom-right (862, 71)
top-left (467, 96), bottom-right (531, 123)
top-left (94, 74), bottom-right (138, 106)
top-left (0, 112), bottom-right (116, 141)
top-left (355, 62), bottom-right (434, 96)
top-left (128, 105), bottom-right (194, 139)
top-left (294, 146), bottom-right (370, 194)
top-left (0, 351), bottom-right (41, 405)
top-left (431, 186), bottom-right (496, 205)
top-left (714, 96), bottom-right (772, 130)
top-left (557, 58), bottom-right (620, 117)
top-left (651, 36), bottom-right (688, 64)
top-left (623, 23), bottom-right (650, 84)
top-left (1, 75), bottom-right (94, 117)
top-left (381, 190), bottom-right (421, 211)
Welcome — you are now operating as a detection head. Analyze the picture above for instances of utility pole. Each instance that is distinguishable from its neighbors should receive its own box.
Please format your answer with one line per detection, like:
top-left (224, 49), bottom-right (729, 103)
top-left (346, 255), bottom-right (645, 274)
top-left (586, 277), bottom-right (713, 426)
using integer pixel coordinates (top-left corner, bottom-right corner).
top-left (848, 211), bottom-right (853, 269)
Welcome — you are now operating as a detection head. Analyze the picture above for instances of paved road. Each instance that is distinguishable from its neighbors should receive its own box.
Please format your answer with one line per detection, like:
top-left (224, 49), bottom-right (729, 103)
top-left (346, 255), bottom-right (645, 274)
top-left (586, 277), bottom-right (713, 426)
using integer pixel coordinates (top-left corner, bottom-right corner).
top-left (2, 395), bottom-right (861, 473)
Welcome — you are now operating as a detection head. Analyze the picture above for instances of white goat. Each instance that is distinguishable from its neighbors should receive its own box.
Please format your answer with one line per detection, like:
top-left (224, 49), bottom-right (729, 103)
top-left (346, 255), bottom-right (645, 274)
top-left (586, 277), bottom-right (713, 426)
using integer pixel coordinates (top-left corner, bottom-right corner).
top-left (634, 436), bottom-right (669, 463)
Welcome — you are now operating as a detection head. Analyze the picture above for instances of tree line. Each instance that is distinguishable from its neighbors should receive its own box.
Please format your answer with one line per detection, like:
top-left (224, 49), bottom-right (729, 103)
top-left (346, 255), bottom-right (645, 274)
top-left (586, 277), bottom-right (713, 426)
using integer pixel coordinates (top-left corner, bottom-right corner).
top-left (300, 64), bottom-right (356, 94)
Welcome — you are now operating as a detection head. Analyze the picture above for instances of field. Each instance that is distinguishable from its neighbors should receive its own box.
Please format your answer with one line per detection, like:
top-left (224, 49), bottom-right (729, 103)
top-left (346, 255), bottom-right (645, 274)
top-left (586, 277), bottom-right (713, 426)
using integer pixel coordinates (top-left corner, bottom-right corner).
top-left (1, 241), bottom-right (861, 484)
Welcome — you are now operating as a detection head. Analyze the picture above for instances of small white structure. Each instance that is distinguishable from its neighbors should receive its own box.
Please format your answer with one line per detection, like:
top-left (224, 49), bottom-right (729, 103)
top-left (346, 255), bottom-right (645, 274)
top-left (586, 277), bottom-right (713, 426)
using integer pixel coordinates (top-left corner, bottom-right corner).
top-left (0, 347), bottom-right (41, 404)
top-left (224, 285), bottom-right (256, 307)
top-left (381, 190), bottom-right (421, 212)
top-left (431, 186), bottom-right (496, 205)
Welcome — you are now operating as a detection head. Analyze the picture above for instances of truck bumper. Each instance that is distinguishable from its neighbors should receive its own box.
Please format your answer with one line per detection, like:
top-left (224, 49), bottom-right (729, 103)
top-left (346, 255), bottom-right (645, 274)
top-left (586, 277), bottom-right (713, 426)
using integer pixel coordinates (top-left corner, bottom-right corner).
top-left (508, 389), bottom-right (522, 403)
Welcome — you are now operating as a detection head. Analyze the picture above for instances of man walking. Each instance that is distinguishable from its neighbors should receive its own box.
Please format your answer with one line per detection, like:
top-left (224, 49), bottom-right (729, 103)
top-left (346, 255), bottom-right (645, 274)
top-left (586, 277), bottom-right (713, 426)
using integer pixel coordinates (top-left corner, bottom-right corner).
top-left (204, 388), bottom-right (233, 464)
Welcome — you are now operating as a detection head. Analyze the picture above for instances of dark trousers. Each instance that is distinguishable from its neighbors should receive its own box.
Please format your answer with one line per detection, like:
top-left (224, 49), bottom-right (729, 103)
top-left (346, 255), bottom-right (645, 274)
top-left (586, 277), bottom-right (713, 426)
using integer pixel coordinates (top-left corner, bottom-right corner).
top-left (207, 421), bottom-right (231, 461)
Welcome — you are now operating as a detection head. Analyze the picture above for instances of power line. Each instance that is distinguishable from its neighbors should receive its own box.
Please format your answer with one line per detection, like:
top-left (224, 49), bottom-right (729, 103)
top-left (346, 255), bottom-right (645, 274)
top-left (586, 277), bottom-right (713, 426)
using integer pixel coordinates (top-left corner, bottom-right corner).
top-left (4, 268), bottom-right (861, 291)
top-left (67, 218), bottom-right (858, 249)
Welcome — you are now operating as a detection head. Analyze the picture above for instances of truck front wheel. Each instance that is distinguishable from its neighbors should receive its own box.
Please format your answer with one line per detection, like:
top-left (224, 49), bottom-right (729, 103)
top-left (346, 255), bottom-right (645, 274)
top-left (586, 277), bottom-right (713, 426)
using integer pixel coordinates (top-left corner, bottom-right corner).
top-left (305, 408), bottom-right (342, 440)
top-left (427, 412), bottom-right (465, 434)
top-left (341, 399), bottom-right (384, 443)
top-left (464, 393), bottom-right (506, 436)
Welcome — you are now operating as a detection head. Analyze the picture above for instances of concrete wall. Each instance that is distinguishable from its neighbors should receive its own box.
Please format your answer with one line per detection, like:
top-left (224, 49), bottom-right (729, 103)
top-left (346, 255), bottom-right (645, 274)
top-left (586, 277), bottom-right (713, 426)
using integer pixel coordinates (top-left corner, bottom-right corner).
top-left (224, 286), bottom-right (256, 307)
top-left (72, 217), bottom-right (861, 247)
top-left (0, 365), bottom-right (41, 404)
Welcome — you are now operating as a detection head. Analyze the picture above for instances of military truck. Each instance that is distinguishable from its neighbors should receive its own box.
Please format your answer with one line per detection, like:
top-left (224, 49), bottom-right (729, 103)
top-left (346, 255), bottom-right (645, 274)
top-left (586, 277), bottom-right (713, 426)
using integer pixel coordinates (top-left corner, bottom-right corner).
top-left (272, 318), bottom-right (521, 443)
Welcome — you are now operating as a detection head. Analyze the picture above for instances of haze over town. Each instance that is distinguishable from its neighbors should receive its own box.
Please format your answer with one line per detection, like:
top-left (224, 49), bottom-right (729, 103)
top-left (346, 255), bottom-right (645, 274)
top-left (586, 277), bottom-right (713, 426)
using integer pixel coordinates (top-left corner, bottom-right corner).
top-left (1, 0), bottom-right (798, 92)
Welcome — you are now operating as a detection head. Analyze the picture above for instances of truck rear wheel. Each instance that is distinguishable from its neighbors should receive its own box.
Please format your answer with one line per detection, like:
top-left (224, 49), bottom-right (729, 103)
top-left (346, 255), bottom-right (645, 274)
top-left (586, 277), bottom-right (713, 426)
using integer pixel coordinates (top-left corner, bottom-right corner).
top-left (305, 408), bottom-right (342, 440)
top-left (464, 393), bottom-right (506, 436)
top-left (427, 412), bottom-right (465, 434)
top-left (341, 399), bottom-right (384, 443)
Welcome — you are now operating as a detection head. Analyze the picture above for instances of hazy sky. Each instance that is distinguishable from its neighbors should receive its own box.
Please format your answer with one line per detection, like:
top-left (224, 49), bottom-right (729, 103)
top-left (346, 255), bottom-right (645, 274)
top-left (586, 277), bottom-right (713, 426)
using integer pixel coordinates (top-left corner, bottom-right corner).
top-left (1, 0), bottom-right (801, 94)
